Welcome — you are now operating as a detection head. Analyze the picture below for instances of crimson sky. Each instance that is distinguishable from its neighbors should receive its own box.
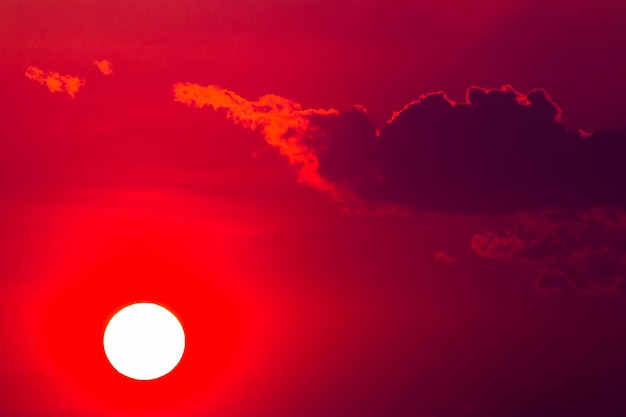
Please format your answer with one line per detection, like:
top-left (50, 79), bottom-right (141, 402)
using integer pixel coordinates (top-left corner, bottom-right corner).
top-left (1, 1), bottom-right (626, 416)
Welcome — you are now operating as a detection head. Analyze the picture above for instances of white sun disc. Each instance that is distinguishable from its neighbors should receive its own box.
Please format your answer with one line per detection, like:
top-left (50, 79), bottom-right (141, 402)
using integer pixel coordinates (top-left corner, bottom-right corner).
top-left (103, 303), bottom-right (185, 380)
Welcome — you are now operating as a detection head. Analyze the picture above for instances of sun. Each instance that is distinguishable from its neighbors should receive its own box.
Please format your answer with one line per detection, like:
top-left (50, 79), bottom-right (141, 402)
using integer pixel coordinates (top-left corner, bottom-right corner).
top-left (103, 303), bottom-right (185, 381)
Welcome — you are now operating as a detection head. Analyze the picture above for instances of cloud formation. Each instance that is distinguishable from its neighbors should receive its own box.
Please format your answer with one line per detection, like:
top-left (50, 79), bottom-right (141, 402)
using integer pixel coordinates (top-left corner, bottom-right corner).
top-left (174, 83), bottom-right (626, 216)
top-left (315, 85), bottom-right (625, 215)
top-left (173, 82), bottom-right (342, 196)
top-left (174, 82), bottom-right (626, 294)
top-left (25, 66), bottom-right (85, 98)
top-left (471, 208), bottom-right (626, 294)
top-left (94, 59), bottom-right (113, 76)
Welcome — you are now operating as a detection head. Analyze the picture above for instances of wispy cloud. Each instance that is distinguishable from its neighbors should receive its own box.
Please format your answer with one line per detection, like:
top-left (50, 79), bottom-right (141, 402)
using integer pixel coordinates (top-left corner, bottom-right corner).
top-left (173, 82), bottom-right (342, 196)
top-left (25, 66), bottom-right (85, 98)
top-left (93, 59), bottom-right (113, 76)
top-left (472, 208), bottom-right (626, 295)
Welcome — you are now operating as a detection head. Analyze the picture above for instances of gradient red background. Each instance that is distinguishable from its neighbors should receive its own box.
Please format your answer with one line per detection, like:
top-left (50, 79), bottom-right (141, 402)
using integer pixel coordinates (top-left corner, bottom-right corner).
top-left (1, 1), bottom-right (626, 416)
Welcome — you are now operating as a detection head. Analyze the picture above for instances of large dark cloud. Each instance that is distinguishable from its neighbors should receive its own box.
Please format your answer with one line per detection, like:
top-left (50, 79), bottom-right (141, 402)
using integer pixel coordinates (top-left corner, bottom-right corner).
top-left (308, 85), bottom-right (626, 216)
top-left (175, 83), bottom-right (626, 215)
top-left (176, 83), bottom-right (626, 294)
top-left (303, 85), bottom-right (626, 294)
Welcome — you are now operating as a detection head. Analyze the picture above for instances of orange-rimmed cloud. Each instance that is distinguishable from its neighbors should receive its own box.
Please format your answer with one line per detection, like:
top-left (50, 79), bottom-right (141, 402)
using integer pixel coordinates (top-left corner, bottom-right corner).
top-left (94, 59), bottom-right (113, 75)
top-left (173, 82), bottom-right (341, 196)
top-left (175, 83), bottom-right (626, 216)
top-left (25, 66), bottom-right (85, 98)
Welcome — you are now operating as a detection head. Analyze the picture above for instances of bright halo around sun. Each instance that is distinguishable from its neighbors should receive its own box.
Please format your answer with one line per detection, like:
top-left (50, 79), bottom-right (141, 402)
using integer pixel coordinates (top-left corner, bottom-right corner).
top-left (103, 303), bottom-right (185, 381)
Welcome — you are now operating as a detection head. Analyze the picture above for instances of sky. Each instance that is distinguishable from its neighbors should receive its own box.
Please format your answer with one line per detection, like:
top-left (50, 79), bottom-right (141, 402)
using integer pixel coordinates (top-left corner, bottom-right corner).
top-left (1, 1), bottom-right (626, 416)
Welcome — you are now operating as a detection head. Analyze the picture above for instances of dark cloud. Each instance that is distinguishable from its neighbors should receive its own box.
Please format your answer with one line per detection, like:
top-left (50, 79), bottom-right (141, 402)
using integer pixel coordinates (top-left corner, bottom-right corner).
top-left (175, 83), bottom-right (626, 215)
top-left (303, 85), bottom-right (626, 294)
top-left (471, 208), bottom-right (626, 294)
top-left (307, 85), bottom-right (626, 215)
top-left (176, 83), bottom-right (626, 294)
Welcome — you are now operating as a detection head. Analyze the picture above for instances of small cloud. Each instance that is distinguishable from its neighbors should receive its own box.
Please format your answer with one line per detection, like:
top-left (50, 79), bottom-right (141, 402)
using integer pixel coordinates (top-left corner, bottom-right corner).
top-left (434, 251), bottom-right (454, 264)
top-left (534, 267), bottom-right (576, 294)
top-left (94, 59), bottom-right (113, 76)
top-left (25, 66), bottom-right (85, 98)
top-left (470, 231), bottom-right (526, 260)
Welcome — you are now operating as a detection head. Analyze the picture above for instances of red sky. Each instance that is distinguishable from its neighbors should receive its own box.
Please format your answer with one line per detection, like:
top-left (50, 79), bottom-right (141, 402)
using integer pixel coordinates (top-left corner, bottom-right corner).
top-left (1, 1), bottom-right (626, 416)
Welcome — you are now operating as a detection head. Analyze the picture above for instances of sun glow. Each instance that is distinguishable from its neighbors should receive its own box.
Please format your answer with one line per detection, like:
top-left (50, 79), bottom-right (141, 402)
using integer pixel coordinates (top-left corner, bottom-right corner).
top-left (103, 303), bottom-right (185, 381)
